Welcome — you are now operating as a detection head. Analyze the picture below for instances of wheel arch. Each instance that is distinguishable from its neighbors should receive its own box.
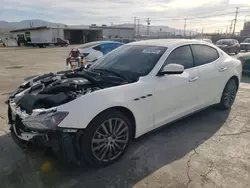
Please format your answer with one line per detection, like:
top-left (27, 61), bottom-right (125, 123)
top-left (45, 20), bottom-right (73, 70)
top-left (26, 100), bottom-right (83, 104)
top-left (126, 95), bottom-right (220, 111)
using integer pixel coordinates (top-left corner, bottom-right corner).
top-left (86, 106), bottom-right (137, 139)
top-left (230, 75), bottom-right (239, 90)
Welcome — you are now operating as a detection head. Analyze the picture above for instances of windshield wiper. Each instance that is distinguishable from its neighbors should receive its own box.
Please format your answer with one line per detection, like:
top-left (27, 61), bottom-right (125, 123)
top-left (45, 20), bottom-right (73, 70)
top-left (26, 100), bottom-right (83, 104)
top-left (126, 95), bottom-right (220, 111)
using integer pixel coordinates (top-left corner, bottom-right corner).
top-left (93, 68), bottom-right (131, 82)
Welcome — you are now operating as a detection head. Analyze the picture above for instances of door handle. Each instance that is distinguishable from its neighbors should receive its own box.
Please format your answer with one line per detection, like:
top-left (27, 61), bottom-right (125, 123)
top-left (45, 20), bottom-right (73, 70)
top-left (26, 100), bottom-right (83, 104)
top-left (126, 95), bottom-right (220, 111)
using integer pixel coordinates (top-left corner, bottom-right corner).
top-left (219, 67), bottom-right (227, 72)
top-left (189, 76), bottom-right (198, 82)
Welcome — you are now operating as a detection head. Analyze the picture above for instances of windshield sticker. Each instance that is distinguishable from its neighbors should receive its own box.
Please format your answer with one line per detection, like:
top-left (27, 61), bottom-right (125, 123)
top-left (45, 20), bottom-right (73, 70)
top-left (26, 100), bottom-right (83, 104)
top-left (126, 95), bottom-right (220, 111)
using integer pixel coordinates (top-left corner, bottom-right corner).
top-left (142, 49), bottom-right (161, 54)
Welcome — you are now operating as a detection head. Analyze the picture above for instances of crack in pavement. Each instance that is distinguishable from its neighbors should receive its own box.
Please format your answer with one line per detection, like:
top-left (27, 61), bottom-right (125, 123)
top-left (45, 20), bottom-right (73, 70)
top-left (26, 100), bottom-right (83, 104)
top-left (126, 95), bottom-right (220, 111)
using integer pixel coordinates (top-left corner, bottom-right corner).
top-left (217, 129), bottom-right (250, 137)
top-left (186, 149), bottom-right (198, 188)
top-left (0, 115), bottom-right (7, 124)
top-left (200, 162), bottom-right (215, 187)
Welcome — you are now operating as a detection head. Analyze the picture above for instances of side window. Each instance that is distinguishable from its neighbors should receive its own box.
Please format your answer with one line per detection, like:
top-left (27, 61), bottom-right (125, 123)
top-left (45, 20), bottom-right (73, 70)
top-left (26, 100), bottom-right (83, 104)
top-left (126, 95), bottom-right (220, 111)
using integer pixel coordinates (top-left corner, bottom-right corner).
top-left (164, 45), bottom-right (194, 69)
top-left (191, 44), bottom-right (219, 66)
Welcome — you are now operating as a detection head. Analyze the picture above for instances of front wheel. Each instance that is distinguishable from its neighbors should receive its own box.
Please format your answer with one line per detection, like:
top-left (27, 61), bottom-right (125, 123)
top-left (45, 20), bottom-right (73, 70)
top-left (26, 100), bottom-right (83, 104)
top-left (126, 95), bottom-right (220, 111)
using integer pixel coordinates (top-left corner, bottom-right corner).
top-left (80, 110), bottom-right (132, 167)
top-left (218, 78), bottom-right (238, 109)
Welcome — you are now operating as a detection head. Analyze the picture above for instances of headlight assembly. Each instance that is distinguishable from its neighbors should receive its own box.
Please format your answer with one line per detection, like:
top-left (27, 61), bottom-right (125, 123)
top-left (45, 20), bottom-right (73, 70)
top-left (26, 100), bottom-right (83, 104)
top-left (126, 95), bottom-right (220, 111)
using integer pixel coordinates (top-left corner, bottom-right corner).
top-left (22, 111), bottom-right (69, 131)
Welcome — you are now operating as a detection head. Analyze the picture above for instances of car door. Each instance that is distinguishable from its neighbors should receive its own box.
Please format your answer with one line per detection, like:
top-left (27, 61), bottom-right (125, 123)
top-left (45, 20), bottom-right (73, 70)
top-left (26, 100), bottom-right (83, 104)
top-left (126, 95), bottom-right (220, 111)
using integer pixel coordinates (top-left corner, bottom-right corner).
top-left (153, 45), bottom-right (200, 128)
top-left (190, 44), bottom-right (221, 107)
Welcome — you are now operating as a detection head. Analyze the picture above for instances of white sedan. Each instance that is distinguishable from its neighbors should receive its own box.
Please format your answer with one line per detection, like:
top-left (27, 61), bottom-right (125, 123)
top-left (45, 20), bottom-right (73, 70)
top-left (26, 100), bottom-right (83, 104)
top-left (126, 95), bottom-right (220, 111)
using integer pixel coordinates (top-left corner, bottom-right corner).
top-left (7, 39), bottom-right (242, 166)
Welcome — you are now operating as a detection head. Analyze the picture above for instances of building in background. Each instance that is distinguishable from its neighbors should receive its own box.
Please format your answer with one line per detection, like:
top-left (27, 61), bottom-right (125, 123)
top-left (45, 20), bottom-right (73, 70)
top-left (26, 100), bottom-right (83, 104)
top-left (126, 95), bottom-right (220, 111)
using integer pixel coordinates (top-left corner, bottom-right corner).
top-left (10, 24), bottom-right (134, 45)
top-left (240, 22), bottom-right (250, 36)
top-left (90, 25), bottom-right (134, 40)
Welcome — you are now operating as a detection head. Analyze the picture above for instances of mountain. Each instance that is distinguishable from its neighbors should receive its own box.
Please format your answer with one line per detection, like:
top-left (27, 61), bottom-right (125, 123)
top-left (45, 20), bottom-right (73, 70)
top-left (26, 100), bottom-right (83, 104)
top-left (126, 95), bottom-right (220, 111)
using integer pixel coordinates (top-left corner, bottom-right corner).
top-left (0, 19), bottom-right (64, 29)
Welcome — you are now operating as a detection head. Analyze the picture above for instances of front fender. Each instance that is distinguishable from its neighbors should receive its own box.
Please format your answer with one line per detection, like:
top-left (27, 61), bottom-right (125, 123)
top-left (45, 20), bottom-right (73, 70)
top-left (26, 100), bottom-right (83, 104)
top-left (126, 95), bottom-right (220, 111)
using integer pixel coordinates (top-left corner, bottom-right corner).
top-left (57, 87), bottom-right (129, 129)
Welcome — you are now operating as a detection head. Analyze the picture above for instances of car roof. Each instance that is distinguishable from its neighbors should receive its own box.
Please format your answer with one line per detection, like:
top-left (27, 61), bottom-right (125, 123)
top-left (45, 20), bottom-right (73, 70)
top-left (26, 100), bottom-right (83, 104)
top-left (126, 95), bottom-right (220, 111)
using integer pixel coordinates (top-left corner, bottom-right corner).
top-left (218, 39), bottom-right (233, 41)
top-left (77, 41), bottom-right (123, 49)
top-left (127, 39), bottom-right (212, 48)
top-left (100, 41), bottom-right (124, 44)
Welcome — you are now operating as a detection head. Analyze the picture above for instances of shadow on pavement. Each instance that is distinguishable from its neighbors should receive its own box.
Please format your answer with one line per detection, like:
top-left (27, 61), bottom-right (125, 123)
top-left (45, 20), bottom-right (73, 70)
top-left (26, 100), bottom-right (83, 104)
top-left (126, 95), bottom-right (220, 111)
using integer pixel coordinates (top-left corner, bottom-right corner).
top-left (0, 107), bottom-right (230, 188)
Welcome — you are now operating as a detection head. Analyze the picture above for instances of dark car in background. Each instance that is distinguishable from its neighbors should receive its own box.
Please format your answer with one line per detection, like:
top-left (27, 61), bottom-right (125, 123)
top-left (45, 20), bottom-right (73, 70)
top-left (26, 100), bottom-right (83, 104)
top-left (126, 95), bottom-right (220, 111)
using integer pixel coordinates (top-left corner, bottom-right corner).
top-left (240, 38), bottom-right (250, 52)
top-left (238, 53), bottom-right (250, 74)
top-left (215, 39), bottom-right (240, 54)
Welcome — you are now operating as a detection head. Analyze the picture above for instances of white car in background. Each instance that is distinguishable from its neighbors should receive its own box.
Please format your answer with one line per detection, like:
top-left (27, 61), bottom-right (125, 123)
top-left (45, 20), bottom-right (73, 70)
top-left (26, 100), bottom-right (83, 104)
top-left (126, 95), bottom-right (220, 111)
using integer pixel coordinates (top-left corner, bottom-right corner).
top-left (7, 39), bottom-right (242, 167)
top-left (77, 41), bottom-right (124, 63)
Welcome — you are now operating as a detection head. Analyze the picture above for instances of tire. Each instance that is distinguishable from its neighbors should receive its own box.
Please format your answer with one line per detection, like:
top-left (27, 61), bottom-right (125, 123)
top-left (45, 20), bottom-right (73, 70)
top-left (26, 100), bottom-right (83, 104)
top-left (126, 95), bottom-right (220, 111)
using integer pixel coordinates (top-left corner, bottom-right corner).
top-left (218, 78), bottom-right (238, 110)
top-left (80, 110), bottom-right (132, 167)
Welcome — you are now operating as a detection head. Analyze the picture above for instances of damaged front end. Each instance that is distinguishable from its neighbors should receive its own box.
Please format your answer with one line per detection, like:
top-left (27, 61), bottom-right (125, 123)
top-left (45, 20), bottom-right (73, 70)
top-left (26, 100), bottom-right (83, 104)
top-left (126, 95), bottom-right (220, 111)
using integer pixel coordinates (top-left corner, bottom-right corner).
top-left (7, 70), bottom-right (101, 163)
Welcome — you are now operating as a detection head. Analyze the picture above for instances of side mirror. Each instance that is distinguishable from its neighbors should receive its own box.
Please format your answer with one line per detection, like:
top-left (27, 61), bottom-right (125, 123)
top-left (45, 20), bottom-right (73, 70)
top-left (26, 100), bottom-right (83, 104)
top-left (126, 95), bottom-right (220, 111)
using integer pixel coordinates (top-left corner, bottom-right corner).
top-left (158, 63), bottom-right (184, 76)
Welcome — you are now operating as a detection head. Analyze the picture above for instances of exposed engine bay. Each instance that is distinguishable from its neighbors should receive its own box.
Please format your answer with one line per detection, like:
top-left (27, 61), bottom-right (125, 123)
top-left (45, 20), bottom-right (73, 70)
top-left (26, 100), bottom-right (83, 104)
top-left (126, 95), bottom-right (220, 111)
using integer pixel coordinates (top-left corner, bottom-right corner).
top-left (7, 68), bottom-right (127, 115)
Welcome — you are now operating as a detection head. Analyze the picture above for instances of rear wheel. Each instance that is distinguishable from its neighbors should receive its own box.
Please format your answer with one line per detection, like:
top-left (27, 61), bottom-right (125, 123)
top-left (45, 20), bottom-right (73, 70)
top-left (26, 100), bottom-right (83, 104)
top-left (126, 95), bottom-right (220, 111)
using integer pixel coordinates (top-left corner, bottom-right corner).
top-left (80, 110), bottom-right (132, 167)
top-left (218, 78), bottom-right (238, 109)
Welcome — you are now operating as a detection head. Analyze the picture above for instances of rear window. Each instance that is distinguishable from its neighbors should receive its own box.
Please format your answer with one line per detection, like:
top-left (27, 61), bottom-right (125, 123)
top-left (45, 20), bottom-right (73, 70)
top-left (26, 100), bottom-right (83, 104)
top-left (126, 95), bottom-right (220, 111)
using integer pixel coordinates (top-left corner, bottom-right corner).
top-left (243, 39), bottom-right (250, 43)
top-left (216, 40), bottom-right (232, 45)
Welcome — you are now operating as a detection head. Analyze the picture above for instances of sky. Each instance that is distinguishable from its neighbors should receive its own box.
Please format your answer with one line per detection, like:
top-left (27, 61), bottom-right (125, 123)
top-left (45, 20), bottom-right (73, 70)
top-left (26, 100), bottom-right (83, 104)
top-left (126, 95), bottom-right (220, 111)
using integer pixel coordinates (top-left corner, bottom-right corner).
top-left (1, 0), bottom-right (250, 33)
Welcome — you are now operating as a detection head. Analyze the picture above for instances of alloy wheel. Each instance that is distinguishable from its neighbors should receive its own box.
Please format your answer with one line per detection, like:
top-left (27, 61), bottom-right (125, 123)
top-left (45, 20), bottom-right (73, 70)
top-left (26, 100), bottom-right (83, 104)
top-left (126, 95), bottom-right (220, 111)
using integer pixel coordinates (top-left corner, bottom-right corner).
top-left (223, 79), bottom-right (237, 108)
top-left (91, 118), bottom-right (129, 162)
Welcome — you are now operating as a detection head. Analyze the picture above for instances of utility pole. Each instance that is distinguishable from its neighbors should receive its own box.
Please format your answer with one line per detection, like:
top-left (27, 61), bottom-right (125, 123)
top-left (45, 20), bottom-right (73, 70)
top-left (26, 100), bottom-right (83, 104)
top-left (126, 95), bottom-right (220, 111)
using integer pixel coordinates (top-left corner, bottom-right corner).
top-left (145, 18), bottom-right (150, 36)
top-left (229, 19), bottom-right (234, 34)
top-left (184, 18), bottom-right (187, 37)
top-left (137, 19), bottom-right (140, 36)
top-left (232, 7), bottom-right (239, 36)
top-left (134, 17), bottom-right (137, 37)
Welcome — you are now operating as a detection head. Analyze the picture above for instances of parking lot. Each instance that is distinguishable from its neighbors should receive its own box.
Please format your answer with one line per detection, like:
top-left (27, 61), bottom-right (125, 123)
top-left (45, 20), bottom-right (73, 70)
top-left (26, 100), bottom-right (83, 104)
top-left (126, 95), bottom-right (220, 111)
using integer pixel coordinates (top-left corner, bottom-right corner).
top-left (0, 46), bottom-right (250, 188)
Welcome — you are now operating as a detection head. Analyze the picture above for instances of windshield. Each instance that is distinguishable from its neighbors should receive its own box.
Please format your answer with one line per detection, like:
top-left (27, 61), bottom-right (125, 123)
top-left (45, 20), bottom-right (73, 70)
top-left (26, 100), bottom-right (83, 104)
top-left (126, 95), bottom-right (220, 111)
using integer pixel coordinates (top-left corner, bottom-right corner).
top-left (216, 40), bottom-right (231, 45)
top-left (243, 39), bottom-right (250, 43)
top-left (90, 45), bottom-right (167, 80)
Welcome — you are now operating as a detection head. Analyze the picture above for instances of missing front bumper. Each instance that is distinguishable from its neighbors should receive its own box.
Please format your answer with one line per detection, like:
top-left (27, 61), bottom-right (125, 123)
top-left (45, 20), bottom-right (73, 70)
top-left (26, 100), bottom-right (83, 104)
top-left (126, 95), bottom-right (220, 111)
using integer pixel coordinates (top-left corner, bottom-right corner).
top-left (10, 118), bottom-right (80, 164)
